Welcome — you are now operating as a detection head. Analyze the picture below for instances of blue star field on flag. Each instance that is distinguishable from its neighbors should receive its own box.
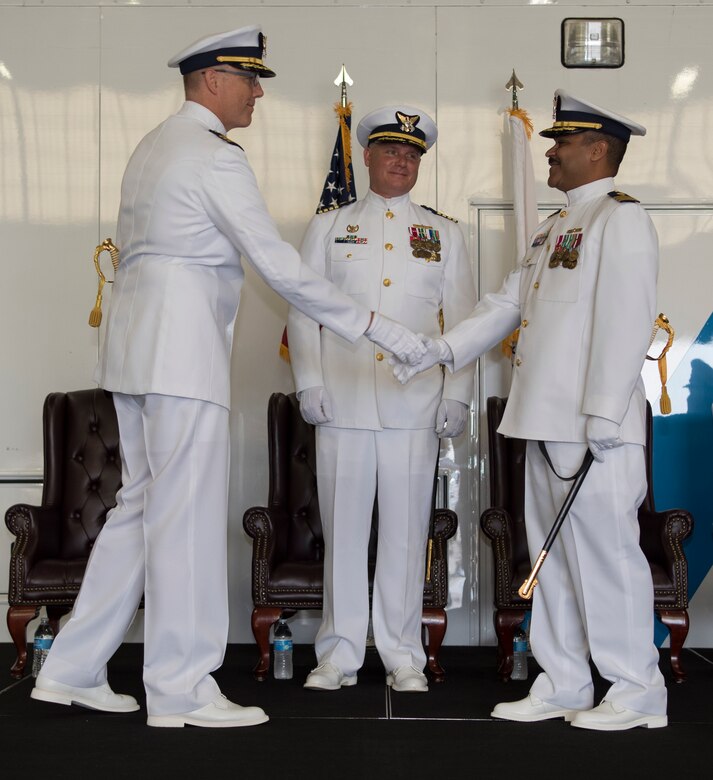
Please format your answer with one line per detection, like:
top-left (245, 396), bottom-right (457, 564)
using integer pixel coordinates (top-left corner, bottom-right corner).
top-left (316, 104), bottom-right (357, 213)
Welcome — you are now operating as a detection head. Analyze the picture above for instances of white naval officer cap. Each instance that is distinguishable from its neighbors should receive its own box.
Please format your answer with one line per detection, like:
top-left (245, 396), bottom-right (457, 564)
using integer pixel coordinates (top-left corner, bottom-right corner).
top-left (356, 105), bottom-right (438, 153)
top-left (167, 25), bottom-right (276, 77)
top-left (539, 89), bottom-right (646, 143)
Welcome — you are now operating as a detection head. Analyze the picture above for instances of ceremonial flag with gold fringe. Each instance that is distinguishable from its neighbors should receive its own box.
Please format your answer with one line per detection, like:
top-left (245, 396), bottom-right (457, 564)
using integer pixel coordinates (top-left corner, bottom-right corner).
top-left (280, 101), bottom-right (357, 362)
top-left (502, 83), bottom-right (539, 363)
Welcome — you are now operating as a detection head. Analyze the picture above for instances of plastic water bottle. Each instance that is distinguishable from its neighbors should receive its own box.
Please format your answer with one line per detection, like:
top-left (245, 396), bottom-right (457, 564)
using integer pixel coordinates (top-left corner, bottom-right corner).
top-left (511, 622), bottom-right (528, 681)
top-left (273, 618), bottom-right (293, 680)
top-left (32, 617), bottom-right (54, 678)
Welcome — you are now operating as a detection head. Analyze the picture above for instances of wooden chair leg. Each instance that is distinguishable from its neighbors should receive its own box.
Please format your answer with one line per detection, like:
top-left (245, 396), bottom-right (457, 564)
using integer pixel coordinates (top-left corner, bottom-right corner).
top-left (251, 606), bottom-right (282, 681)
top-left (494, 608), bottom-right (526, 682)
top-left (7, 605), bottom-right (39, 678)
top-left (658, 608), bottom-right (689, 683)
top-left (422, 607), bottom-right (447, 683)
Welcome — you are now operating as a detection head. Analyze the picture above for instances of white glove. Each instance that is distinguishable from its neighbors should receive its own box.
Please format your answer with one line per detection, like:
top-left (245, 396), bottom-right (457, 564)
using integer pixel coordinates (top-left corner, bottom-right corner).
top-left (585, 415), bottom-right (623, 462)
top-left (391, 337), bottom-right (453, 385)
top-left (297, 386), bottom-right (333, 425)
top-left (365, 313), bottom-right (427, 366)
top-left (435, 400), bottom-right (469, 438)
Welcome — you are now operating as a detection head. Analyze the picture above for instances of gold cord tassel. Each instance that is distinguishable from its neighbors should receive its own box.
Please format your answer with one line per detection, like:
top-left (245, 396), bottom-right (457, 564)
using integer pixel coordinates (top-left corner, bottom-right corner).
top-left (88, 239), bottom-right (120, 328)
top-left (646, 313), bottom-right (675, 414)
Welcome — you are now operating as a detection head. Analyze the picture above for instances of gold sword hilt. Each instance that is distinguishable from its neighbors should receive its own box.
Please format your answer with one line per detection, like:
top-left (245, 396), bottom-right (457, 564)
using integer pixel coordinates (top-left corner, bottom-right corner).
top-left (88, 238), bottom-right (119, 328)
top-left (518, 549), bottom-right (547, 600)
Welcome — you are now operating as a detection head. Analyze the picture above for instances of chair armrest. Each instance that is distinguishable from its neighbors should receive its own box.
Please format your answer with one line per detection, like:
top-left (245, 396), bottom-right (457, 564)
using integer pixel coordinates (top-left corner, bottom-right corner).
top-left (242, 506), bottom-right (274, 541)
top-left (638, 507), bottom-right (694, 573)
top-left (5, 503), bottom-right (62, 567)
top-left (433, 508), bottom-right (457, 541)
top-left (480, 507), bottom-right (515, 543)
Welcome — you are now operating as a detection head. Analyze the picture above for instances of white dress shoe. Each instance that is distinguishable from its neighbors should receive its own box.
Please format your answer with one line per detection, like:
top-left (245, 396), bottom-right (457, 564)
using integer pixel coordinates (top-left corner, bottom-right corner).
top-left (491, 693), bottom-right (580, 722)
top-left (303, 662), bottom-right (357, 691)
top-left (31, 676), bottom-right (139, 713)
top-left (571, 700), bottom-right (667, 731)
top-left (386, 666), bottom-right (428, 693)
top-left (147, 695), bottom-right (269, 728)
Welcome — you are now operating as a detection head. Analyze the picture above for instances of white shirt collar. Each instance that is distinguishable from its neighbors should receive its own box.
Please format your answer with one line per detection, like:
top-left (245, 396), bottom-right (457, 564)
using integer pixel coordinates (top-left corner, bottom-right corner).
top-left (565, 177), bottom-right (616, 206)
top-left (178, 101), bottom-right (227, 135)
top-left (364, 189), bottom-right (412, 210)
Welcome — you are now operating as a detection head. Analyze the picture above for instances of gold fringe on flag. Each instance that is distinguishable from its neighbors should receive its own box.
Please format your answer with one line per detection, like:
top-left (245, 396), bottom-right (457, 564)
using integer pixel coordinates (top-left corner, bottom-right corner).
top-left (646, 313), bottom-right (675, 414)
top-left (501, 328), bottom-right (520, 362)
top-left (506, 108), bottom-right (534, 140)
top-left (336, 102), bottom-right (353, 190)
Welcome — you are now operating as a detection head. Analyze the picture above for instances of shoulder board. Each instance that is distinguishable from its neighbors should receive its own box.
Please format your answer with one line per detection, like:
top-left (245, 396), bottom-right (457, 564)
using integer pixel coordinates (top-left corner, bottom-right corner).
top-left (608, 190), bottom-right (639, 204)
top-left (420, 205), bottom-right (458, 223)
top-left (209, 129), bottom-right (244, 151)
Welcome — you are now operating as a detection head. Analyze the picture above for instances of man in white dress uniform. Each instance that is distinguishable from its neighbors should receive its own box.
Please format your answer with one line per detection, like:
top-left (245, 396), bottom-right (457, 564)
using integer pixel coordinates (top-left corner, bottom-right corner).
top-left (31, 27), bottom-right (425, 728)
top-left (287, 107), bottom-right (475, 692)
top-left (393, 91), bottom-right (667, 729)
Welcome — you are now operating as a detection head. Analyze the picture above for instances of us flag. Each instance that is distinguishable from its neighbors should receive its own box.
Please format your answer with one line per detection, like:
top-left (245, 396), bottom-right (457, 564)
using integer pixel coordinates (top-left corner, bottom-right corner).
top-left (316, 103), bottom-right (357, 213)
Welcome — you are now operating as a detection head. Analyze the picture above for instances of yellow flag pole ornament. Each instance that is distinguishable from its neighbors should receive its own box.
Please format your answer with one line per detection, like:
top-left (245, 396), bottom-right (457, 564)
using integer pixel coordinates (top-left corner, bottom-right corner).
top-left (646, 313), bottom-right (675, 414)
top-left (502, 70), bottom-right (535, 361)
top-left (88, 238), bottom-right (119, 328)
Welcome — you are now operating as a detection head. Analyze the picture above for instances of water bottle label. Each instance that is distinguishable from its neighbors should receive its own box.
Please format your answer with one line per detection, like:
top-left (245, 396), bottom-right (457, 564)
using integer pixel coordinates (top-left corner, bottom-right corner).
top-left (274, 639), bottom-right (293, 652)
top-left (35, 638), bottom-right (53, 650)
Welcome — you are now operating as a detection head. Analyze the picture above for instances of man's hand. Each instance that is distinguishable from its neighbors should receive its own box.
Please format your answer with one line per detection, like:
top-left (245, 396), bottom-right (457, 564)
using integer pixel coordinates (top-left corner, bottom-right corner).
top-left (365, 313), bottom-right (427, 366)
top-left (435, 400), bottom-right (469, 438)
top-left (297, 386), bottom-right (334, 425)
top-left (585, 415), bottom-right (623, 462)
top-left (391, 337), bottom-right (453, 384)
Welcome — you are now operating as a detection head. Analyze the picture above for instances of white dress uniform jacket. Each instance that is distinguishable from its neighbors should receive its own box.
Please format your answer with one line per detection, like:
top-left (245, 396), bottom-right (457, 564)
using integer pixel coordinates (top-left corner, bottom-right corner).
top-left (287, 190), bottom-right (475, 428)
top-left (96, 101), bottom-right (370, 410)
top-left (443, 177), bottom-right (658, 441)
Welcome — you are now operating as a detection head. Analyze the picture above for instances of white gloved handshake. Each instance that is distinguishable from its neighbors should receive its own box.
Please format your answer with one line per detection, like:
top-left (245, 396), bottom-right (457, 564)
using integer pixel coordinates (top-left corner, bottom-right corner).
top-left (364, 313), bottom-right (427, 365)
top-left (390, 336), bottom-right (454, 384)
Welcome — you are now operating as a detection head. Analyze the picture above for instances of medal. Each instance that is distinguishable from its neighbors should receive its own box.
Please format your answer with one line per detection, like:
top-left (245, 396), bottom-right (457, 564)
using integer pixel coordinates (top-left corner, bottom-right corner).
top-left (549, 230), bottom-right (582, 269)
top-left (409, 224), bottom-right (441, 262)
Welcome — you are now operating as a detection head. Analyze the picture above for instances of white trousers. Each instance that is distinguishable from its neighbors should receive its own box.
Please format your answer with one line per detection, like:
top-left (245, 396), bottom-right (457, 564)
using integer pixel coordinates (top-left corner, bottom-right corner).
top-left (525, 441), bottom-right (667, 715)
top-left (314, 426), bottom-right (439, 676)
top-left (41, 393), bottom-right (231, 716)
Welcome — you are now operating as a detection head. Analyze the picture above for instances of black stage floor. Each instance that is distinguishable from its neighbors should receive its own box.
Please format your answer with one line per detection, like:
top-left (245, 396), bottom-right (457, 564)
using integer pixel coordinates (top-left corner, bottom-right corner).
top-left (2, 643), bottom-right (711, 779)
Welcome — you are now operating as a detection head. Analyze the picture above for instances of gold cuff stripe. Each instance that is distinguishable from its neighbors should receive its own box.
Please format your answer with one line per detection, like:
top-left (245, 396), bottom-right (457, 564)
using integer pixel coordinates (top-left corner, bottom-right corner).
top-left (369, 131), bottom-right (427, 149)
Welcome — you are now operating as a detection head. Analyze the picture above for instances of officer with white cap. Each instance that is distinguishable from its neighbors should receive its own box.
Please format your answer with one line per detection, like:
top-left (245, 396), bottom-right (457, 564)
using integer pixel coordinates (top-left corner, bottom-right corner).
top-left (31, 28), bottom-right (425, 729)
top-left (393, 90), bottom-right (667, 730)
top-left (288, 106), bottom-right (474, 693)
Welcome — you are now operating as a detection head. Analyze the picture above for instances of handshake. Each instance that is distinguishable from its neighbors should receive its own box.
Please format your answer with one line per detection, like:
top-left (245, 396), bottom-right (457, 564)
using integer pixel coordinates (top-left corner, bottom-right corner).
top-left (299, 314), bottom-right (465, 438)
top-left (364, 313), bottom-right (453, 383)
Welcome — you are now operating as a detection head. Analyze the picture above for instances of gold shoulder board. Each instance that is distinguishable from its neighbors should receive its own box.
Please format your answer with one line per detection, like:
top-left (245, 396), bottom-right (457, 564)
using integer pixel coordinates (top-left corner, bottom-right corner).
top-left (608, 190), bottom-right (639, 203)
top-left (209, 129), bottom-right (244, 150)
top-left (421, 205), bottom-right (458, 223)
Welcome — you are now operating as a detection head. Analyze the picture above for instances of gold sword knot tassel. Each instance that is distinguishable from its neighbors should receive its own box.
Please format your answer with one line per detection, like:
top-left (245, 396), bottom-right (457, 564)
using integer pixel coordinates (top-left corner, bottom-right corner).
top-left (88, 238), bottom-right (120, 328)
top-left (646, 313), bottom-right (675, 415)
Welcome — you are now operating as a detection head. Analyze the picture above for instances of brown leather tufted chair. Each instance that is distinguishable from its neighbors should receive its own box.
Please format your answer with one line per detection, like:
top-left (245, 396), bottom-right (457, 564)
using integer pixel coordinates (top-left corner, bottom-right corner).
top-left (480, 396), bottom-right (694, 683)
top-left (243, 392), bottom-right (458, 682)
top-left (5, 389), bottom-right (122, 677)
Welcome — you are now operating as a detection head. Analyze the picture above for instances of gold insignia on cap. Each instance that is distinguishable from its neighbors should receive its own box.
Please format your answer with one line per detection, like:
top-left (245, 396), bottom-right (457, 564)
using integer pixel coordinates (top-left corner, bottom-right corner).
top-left (262, 34), bottom-right (267, 56)
top-left (396, 111), bottom-right (420, 134)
